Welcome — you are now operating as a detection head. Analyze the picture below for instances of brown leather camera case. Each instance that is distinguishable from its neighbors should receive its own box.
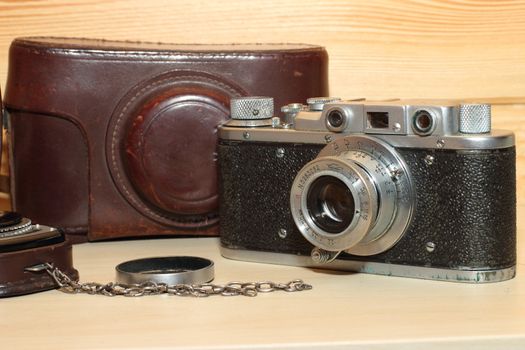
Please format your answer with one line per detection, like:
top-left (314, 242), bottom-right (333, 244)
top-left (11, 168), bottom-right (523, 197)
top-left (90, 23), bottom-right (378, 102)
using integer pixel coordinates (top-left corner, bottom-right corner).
top-left (4, 37), bottom-right (329, 242)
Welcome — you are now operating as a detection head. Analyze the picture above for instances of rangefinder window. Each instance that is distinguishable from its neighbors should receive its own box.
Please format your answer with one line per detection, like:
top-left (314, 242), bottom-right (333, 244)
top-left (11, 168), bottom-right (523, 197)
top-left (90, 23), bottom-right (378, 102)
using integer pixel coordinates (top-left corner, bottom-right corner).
top-left (367, 111), bottom-right (389, 129)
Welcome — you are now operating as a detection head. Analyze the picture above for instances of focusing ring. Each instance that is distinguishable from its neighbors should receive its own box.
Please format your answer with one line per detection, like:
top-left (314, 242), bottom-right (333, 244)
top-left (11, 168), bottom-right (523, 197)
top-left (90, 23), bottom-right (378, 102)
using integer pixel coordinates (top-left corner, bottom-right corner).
top-left (291, 136), bottom-right (414, 256)
top-left (291, 157), bottom-right (378, 252)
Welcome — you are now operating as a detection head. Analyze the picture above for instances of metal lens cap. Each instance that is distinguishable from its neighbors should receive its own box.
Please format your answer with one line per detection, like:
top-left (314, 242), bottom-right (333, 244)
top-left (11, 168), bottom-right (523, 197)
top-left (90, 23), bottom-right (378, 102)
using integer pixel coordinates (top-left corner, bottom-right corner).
top-left (0, 212), bottom-right (23, 228)
top-left (115, 256), bottom-right (215, 285)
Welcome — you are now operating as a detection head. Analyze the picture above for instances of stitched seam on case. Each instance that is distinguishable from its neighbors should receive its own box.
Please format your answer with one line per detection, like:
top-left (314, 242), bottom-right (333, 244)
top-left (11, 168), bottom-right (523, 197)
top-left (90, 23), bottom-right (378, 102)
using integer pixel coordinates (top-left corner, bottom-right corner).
top-left (36, 51), bottom-right (322, 60)
top-left (110, 74), bottom-right (238, 224)
top-left (61, 226), bottom-right (89, 233)
top-left (13, 41), bottom-right (324, 60)
top-left (6, 110), bottom-right (91, 235)
top-left (15, 37), bottom-right (321, 49)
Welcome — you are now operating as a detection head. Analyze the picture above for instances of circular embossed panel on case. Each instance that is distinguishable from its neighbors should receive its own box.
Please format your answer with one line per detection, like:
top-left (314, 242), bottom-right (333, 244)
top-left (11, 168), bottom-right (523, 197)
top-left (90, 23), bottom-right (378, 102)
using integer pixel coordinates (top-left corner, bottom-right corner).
top-left (107, 70), bottom-right (246, 228)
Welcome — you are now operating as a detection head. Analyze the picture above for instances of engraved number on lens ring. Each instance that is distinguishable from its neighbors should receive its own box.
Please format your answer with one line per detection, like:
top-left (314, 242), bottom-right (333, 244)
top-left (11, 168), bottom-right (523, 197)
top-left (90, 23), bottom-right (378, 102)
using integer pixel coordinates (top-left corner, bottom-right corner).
top-left (339, 149), bottom-right (398, 245)
top-left (291, 158), bottom-right (378, 252)
top-left (308, 135), bottom-right (413, 256)
top-left (321, 136), bottom-right (414, 255)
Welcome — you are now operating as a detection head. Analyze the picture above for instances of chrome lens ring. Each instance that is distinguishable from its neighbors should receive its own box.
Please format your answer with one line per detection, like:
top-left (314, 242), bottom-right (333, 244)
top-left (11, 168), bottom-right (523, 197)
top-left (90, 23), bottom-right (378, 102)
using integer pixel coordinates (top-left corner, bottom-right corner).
top-left (318, 135), bottom-right (414, 256)
top-left (291, 157), bottom-right (378, 252)
top-left (336, 149), bottom-right (398, 244)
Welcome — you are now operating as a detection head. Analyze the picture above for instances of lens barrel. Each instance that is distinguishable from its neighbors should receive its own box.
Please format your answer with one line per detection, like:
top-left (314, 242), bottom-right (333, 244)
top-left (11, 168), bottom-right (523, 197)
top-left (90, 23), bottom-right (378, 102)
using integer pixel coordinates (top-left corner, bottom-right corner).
top-left (306, 176), bottom-right (355, 234)
top-left (290, 136), bottom-right (413, 256)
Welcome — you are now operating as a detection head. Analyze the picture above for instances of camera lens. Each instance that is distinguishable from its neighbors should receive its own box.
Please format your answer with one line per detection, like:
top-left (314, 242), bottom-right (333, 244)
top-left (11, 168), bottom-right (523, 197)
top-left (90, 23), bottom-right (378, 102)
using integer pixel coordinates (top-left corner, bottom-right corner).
top-left (290, 136), bottom-right (414, 257)
top-left (306, 176), bottom-right (355, 234)
top-left (412, 110), bottom-right (435, 135)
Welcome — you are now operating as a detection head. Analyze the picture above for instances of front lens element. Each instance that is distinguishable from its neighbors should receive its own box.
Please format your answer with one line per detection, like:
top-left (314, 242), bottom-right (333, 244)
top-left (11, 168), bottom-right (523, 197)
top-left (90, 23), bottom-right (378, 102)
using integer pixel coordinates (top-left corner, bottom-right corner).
top-left (306, 176), bottom-right (355, 234)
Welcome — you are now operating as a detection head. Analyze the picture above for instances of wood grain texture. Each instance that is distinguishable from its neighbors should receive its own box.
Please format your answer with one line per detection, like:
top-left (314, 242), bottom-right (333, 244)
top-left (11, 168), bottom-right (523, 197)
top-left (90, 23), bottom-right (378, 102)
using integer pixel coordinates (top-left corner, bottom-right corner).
top-left (0, 1), bottom-right (524, 208)
top-left (0, 237), bottom-right (524, 349)
top-left (0, 0), bottom-right (524, 100)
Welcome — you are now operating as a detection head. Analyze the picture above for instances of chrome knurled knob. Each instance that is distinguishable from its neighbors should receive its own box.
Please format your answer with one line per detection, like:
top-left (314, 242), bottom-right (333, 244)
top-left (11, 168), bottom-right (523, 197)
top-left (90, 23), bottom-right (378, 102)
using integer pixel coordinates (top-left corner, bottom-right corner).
top-left (230, 97), bottom-right (274, 120)
top-left (306, 97), bottom-right (341, 111)
top-left (281, 103), bottom-right (304, 114)
top-left (458, 104), bottom-right (491, 134)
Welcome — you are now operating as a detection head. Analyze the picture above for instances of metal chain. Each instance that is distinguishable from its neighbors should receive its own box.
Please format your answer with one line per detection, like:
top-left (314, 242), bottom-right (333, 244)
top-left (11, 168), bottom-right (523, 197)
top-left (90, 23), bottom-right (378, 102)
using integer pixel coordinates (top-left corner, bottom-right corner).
top-left (29, 263), bottom-right (312, 297)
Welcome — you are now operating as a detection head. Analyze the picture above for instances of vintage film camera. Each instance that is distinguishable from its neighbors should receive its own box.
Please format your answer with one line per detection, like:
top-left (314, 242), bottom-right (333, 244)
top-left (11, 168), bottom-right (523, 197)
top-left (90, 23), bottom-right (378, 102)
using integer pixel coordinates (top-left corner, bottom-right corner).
top-left (218, 97), bottom-right (516, 283)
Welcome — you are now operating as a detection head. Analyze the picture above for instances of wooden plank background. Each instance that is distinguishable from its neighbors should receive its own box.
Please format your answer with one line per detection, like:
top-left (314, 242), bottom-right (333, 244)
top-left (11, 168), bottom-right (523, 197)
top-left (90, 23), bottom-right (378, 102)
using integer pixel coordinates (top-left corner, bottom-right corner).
top-left (0, 0), bottom-right (524, 101)
top-left (0, 0), bottom-right (524, 210)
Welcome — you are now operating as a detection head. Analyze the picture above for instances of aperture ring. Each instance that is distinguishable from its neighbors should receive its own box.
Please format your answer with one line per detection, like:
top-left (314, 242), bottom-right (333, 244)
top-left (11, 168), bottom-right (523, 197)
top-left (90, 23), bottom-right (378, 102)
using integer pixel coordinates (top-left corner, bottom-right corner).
top-left (318, 135), bottom-right (414, 256)
top-left (339, 150), bottom-right (398, 244)
top-left (290, 157), bottom-right (378, 252)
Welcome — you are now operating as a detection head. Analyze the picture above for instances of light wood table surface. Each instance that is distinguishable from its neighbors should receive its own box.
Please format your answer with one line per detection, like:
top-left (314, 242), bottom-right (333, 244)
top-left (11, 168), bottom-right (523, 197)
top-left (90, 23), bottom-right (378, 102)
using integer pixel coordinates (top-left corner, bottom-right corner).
top-left (0, 233), bottom-right (524, 350)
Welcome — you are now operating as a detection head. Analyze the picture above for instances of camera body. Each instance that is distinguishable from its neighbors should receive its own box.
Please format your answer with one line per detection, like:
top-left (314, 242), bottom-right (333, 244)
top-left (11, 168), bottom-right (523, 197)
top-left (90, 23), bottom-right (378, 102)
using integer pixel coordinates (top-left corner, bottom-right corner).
top-left (4, 37), bottom-right (328, 241)
top-left (218, 97), bottom-right (516, 283)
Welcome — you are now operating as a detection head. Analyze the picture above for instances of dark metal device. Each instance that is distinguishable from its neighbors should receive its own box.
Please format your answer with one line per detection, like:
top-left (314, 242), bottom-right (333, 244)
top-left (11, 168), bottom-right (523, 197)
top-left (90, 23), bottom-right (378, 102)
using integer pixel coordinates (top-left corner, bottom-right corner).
top-left (0, 211), bottom-right (63, 250)
top-left (0, 211), bottom-right (78, 297)
top-left (218, 97), bottom-right (516, 283)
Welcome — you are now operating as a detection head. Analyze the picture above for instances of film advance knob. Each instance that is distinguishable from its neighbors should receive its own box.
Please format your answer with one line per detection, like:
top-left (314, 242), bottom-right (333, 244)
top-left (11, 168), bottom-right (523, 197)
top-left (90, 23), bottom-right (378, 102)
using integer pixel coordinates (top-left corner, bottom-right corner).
top-left (227, 97), bottom-right (274, 127)
top-left (458, 103), bottom-right (491, 134)
top-left (230, 97), bottom-right (274, 120)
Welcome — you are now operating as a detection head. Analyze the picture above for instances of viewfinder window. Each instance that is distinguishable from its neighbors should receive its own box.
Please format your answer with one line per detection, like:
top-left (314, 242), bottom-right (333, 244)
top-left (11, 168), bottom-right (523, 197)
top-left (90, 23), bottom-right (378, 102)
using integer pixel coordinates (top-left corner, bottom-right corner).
top-left (367, 112), bottom-right (389, 129)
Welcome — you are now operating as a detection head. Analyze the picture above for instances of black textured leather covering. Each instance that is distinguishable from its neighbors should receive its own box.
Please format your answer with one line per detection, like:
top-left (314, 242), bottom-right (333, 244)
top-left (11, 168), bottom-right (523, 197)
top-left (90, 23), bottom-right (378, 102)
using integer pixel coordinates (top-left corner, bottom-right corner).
top-left (219, 140), bottom-right (516, 270)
